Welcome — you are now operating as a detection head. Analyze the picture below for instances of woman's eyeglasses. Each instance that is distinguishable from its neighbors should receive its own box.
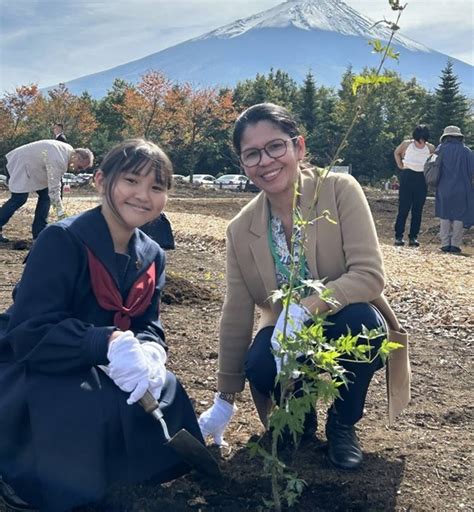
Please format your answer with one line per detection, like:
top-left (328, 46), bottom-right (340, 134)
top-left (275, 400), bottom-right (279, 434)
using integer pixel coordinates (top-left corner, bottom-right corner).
top-left (239, 137), bottom-right (298, 167)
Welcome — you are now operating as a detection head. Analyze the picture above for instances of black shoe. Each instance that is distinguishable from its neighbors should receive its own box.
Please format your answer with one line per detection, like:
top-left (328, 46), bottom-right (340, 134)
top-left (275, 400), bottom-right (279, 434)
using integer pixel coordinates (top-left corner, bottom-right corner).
top-left (0, 476), bottom-right (37, 511)
top-left (408, 238), bottom-right (420, 247)
top-left (325, 413), bottom-right (363, 470)
top-left (450, 246), bottom-right (461, 254)
top-left (440, 245), bottom-right (451, 252)
top-left (0, 234), bottom-right (10, 243)
top-left (394, 237), bottom-right (405, 246)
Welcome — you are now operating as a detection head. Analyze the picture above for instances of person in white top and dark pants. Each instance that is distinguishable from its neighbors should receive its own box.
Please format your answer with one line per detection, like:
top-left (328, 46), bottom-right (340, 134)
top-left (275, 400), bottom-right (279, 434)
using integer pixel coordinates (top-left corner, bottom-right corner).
top-left (393, 125), bottom-right (435, 247)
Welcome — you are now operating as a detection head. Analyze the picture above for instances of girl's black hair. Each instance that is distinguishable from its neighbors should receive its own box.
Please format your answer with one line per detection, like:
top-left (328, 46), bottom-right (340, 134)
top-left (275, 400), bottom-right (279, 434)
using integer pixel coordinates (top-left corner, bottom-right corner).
top-left (232, 103), bottom-right (301, 154)
top-left (99, 138), bottom-right (173, 222)
top-left (412, 125), bottom-right (430, 142)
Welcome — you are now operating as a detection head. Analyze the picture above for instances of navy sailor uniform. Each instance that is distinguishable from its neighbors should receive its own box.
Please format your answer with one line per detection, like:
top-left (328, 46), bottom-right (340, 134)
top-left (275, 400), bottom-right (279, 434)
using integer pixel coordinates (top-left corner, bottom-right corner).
top-left (0, 206), bottom-right (203, 511)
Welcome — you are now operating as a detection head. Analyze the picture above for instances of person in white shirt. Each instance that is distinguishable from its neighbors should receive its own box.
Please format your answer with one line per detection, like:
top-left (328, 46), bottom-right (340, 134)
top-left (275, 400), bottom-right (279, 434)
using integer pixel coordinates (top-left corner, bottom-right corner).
top-left (0, 140), bottom-right (93, 243)
top-left (393, 125), bottom-right (435, 247)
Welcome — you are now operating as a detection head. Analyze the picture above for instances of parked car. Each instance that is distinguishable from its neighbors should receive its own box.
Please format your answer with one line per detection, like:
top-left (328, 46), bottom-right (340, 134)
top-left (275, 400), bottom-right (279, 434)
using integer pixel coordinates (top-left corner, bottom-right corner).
top-left (214, 174), bottom-right (249, 191)
top-left (63, 172), bottom-right (93, 187)
top-left (62, 173), bottom-right (83, 187)
top-left (183, 174), bottom-right (216, 188)
top-left (172, 174), bottom-right (186, 183)
top-left (77, 172), bottom-right (94, 182)
top-left (244, 180), bottom-right (260, 193)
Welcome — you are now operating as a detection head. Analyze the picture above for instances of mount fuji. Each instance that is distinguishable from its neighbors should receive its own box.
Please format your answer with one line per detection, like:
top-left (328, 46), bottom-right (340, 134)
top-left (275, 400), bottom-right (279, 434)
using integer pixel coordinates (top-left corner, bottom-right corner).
top-left (57, 0), bottom-right (473, 98)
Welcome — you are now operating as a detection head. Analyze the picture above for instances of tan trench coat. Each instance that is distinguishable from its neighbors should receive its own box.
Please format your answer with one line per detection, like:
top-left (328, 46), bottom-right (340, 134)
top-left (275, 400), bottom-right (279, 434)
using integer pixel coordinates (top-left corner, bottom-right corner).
top-left (217, 169), bottom-right (410, 426)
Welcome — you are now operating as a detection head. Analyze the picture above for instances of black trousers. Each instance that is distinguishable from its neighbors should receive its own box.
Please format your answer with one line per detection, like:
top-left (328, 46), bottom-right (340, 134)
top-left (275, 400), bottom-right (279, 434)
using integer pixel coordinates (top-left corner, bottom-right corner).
top-left (0, 188), bottom-right (50, 239)
top-left (245, 303), bottom-right (384, 426)
top-left (394, 170), bottom-right (427, 239)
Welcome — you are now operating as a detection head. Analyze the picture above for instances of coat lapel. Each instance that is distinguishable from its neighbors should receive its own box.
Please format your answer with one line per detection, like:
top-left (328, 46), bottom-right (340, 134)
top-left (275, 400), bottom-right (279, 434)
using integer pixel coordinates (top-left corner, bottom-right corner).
top-left (248, 170), bottom-right (324, 302)
top-left (298, 169), bottom-right (321, 281)
top-left (248, 194), bottom-right (278, 305)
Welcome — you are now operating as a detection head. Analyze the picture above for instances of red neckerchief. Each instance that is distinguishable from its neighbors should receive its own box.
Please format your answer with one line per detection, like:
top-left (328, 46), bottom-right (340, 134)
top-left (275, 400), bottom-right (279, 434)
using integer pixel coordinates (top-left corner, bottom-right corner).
top-left (86, 247), bottom-right (156, 330)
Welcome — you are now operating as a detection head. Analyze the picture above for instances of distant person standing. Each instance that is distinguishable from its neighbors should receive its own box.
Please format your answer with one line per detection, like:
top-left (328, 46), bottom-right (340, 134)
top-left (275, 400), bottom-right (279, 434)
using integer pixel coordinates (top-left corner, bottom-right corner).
top-left (0, 140), bottom-right (93, 243)
top-left (53, 123), bottom-right (68, 143)
top-left (435, 126), bottom-right (474, 253)
top-left (393, 125), bottom-right (435, 247)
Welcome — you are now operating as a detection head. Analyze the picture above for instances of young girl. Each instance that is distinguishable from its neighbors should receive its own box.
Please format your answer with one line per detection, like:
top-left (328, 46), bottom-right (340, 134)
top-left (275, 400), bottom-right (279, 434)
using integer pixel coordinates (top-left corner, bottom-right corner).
top-left (0, 139), bottom-right (204, 511)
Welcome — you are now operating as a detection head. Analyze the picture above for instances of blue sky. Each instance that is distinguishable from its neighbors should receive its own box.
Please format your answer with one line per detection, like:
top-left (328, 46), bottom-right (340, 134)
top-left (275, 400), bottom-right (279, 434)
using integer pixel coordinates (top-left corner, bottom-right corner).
top-left (0, 0), bottom-right (472, 93)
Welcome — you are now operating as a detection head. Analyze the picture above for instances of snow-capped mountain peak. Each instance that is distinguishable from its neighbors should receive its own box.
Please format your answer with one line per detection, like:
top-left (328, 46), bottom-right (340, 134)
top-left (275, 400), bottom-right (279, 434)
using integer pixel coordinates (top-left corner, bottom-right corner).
top-left (194, 0), bottom-right (427, 52)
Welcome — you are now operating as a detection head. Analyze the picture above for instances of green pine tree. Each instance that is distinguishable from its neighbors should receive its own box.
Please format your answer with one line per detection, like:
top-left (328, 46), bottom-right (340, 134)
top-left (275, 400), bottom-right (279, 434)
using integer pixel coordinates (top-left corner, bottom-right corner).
top-left (431, 61), bottom-right (469, 143)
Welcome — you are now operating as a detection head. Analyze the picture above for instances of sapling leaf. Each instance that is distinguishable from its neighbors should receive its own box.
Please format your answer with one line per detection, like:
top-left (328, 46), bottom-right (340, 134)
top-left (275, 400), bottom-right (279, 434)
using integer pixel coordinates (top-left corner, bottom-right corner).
top-left (379, 340), bottom-right (403, 363)
top-left (369, 40), bottom-right (385, 54)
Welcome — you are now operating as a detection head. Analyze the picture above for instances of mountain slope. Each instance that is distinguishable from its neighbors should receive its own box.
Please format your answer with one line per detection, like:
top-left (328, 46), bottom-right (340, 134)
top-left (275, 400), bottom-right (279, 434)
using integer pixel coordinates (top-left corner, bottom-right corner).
top-left (56, 0), bottom-right (473, 97)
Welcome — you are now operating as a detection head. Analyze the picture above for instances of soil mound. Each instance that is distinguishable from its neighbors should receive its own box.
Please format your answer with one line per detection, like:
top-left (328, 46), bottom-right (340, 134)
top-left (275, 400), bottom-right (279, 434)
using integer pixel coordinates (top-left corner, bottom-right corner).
top-left (162, 273), bottom-right (218, 305)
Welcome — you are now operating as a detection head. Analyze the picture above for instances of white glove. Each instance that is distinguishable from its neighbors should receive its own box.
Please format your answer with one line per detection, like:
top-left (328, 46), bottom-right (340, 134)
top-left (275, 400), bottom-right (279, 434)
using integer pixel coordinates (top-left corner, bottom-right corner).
top-left (107, 331), bottom-right (150, 404)
top-left (271, 303), bottom-right (311, 373)
top-left (141, 342), bottom-right (167, 400)
top-left (53, 201), bottom-right (66, 219)
top-left (198, 393), bottom-right (237, 446)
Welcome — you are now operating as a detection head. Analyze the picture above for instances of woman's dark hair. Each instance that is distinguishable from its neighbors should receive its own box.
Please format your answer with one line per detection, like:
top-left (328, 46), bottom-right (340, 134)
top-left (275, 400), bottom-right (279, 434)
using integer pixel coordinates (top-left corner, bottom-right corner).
top-left (412, 125), bottom-right (430, 142)
top-left (232, 103), bottom-right (301, 154)
top-left (99, 138), bottom-right (173, 220)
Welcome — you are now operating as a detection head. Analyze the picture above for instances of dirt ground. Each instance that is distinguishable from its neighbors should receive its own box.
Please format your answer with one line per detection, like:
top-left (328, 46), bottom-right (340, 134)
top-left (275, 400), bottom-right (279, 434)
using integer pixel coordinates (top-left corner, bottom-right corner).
top-left (0, 185), bottom-right (472, 512)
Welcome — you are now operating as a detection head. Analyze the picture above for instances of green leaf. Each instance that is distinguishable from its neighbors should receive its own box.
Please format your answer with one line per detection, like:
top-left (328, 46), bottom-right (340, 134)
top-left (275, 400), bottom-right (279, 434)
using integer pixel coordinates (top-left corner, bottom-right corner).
top-left (368, 40), bottom-right (385, 54)
top-left (352, 74), bottom-right (394, 95)
top-left (386, 47), bottom-right (400, 61)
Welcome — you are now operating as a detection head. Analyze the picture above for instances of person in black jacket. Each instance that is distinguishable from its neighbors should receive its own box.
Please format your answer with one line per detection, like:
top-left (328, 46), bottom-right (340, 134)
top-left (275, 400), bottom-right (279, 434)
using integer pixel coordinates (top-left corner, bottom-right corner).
top-left (53, 123), bottom-right (67, 143)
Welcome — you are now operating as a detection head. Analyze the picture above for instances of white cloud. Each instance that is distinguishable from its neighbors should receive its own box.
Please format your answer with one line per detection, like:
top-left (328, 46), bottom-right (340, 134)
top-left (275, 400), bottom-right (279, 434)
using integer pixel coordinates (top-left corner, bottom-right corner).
top-left (0, 0), bottom-right (472, 92)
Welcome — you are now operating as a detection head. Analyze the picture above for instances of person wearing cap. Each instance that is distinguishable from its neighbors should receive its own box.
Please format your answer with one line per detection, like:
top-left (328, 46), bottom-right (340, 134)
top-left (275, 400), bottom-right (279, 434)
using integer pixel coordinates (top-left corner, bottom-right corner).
top-left (435, 125), bottom-right (474, 253)
top-left (393, 125), bottom-right (435, 247)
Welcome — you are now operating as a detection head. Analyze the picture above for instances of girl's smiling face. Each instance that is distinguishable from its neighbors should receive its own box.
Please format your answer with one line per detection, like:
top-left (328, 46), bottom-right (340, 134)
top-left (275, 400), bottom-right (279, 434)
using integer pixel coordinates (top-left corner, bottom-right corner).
top-left (239, 121), bottom-right (305, 197)
top-left (96, 169), bottom-right (167, 234)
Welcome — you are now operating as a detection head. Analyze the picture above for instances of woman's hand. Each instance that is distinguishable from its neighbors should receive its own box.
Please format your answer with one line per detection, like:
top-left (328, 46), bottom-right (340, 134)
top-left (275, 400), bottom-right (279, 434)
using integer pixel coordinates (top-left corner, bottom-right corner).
top-left (271, 303), bottom-right (311, 373)
top-left (198, 393), bottom-right (237, 446)
top-left (300, 294), bottom-right (330, 315)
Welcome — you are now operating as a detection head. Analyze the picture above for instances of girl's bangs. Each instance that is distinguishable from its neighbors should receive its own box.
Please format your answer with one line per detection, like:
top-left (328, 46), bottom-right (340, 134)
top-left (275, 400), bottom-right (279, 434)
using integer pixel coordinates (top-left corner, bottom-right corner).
top-left (123, 157), bottom-right (166, 186)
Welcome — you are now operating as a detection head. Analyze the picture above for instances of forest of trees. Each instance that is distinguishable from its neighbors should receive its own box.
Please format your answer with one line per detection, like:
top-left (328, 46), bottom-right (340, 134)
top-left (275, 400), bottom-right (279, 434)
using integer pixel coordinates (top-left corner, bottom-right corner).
top-left (0, 61), bottom-right (472, 183)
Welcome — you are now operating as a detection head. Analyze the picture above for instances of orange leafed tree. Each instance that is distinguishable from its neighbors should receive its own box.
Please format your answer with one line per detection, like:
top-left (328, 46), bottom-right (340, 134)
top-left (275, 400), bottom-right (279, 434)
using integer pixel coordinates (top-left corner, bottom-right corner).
top-left (165, 84), bottom-right (235, 177)
top-left (44, 84), bottom-right (97, 144)
top-left (119, 71), bottom-right (173, 140)
top-left (0, 84), bottom-right (41, 140)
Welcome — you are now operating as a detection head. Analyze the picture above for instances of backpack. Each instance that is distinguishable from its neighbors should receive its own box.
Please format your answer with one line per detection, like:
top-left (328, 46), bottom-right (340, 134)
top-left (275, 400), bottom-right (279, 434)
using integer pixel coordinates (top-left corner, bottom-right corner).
top-left (423, 150), bottom-right (442, 187)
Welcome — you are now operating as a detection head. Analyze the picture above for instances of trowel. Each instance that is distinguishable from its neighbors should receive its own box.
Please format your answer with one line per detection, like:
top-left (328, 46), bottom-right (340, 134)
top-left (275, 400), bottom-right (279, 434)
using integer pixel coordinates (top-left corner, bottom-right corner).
top-left (139, 390), bottom-right (221, 478)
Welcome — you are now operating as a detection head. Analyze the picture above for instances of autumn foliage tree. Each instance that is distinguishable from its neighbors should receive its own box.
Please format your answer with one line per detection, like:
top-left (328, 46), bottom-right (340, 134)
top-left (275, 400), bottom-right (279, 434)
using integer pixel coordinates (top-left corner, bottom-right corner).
top-left (119, 71), bottom-right (173, 140)
top-left (1, 61), bottom-right (470, 178)
top-left (41, 84), bottom-right (97, 145)
top-left (165, 84), bottom-right (236, 179)
top-left (0, 82), bottom-right (97, 166)
top-left (0, 84), bottom-right (41, 142)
